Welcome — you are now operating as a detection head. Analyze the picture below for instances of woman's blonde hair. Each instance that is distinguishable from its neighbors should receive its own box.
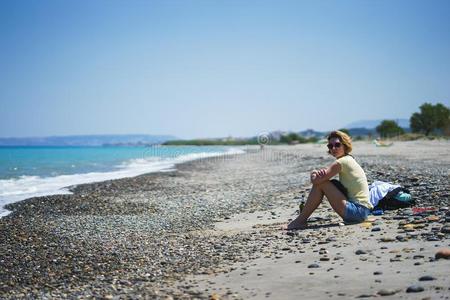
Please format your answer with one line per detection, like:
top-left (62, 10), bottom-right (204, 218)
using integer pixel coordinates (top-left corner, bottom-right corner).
top-left (327, 130), bottom-right (352, 154)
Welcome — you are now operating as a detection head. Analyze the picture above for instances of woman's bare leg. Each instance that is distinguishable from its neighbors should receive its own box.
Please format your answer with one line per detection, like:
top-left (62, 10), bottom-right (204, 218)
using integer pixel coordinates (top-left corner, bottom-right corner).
top-left (319, 181), bottom-right (347, 218)
top-left (285, 184), bottom-right (324, 230)
top-left (283, 180), bottom-right (347, 230)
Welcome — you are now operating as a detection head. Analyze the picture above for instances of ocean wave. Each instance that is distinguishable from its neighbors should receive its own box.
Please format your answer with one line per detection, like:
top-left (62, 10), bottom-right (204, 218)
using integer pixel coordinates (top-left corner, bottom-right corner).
top-left (0, 147), bottom-right (245, 217)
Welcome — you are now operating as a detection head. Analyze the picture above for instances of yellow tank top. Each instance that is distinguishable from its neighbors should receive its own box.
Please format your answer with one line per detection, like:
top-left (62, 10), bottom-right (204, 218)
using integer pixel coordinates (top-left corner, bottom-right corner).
top-left (336, 155), bottom-right (372, 209)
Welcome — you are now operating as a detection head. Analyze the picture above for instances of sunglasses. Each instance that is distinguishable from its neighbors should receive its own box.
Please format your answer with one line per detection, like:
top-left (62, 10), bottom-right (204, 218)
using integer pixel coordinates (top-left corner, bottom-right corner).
top-left (327, 142), bottom-right (342, 150)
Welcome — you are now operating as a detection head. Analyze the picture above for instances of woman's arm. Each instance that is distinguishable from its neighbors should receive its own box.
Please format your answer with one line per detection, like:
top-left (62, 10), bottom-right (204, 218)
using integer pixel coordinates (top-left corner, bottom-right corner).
top-left (310, 162), bottom-right (341, 185)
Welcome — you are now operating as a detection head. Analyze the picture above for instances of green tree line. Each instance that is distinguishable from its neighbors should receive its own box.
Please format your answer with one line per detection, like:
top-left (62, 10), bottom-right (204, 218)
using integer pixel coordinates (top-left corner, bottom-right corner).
top-left (165, 102), bottom-right (448, 145)
top-left (376, 102), bottom-right (449, 138)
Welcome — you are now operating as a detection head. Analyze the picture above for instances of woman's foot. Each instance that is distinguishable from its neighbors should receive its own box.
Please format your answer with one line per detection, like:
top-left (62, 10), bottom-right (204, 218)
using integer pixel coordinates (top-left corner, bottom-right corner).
top-left (281, 218), bottom-right (308, 230)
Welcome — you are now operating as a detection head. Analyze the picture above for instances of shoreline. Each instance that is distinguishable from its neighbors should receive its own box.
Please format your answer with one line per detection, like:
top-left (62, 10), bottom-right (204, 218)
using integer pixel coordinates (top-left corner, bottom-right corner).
top-left (0, 141), bottom-right (449, 298)
top-left (0, 146), bottom-right (247, 218)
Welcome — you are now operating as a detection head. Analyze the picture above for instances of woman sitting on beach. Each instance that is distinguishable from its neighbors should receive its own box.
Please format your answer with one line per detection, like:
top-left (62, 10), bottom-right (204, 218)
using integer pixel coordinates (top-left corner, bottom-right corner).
top-left (283, 130), bottom-right (373, 230)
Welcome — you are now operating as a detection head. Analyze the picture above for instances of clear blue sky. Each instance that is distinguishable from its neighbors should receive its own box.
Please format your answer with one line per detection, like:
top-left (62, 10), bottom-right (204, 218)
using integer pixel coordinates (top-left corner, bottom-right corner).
top-left (1, 0), bottom-right (449, 139)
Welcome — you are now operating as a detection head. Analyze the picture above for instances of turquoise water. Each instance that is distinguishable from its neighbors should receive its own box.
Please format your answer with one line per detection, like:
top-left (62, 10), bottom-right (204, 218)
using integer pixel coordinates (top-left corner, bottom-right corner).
top-left (0, 145), bottom-right (244, 217)
top-left (0, 146), bottom-right (235, 179)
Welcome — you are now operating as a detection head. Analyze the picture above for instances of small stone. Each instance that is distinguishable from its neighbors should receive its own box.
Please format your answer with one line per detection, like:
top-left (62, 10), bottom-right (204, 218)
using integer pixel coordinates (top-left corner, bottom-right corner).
top-left (396, 235), bottom-right (407, 241)
top-left (412, 218), bottom-right (426, 224)
top-left (407, 232), bottom-right (419, 238)
top-left (380, 237), bottom-right (395, 242)
top-left (308, 263), bottom-right (320, 268)
top-left (378, 289), bottom-right (398, 296)
top-left (320, 257), bottom-right (330, 261)
top-left (402, 224), bottom-right (415, 230)
top-left (371, 227), bottom-right (381, 232)
top-left (355, 250), bottom-right (367, 255)
top-left (414, 223), bottom-right (426, 229)
top-left (406, 285), bottom-right (424, 293)
top-left (427, 215), bottom-right (440, 222)
top-left (373, 271), bottom-right (383, 275)
top-left (441, 226), bottom-right (450, 234)
top-left (356, 294), bottom-right (375, 298)
top-left (210, 293), bottom-right (221, 300)
top-left (419, 275), bottom-right (436, 281)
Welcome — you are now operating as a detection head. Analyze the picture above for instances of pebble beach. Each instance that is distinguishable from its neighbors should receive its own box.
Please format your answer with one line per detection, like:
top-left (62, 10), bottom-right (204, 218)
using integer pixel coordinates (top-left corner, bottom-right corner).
top-left (1, 140), bottom-right (449, 299)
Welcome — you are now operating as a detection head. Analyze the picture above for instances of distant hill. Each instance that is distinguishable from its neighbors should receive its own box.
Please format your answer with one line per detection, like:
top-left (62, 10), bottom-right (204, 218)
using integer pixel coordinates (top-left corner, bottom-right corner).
top-left (0, 134), bottom-right (177, 146)
top-left (346, 127), bottom-right (376, 137)
top-left (345, 119), bottom-right (410, 129)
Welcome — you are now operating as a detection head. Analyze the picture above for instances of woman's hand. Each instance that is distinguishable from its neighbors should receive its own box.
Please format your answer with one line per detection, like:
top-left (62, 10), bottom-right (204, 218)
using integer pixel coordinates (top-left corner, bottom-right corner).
top-left (310, 164), bottom-right (341, 185)
top-left (311, 169), bottom-right (326, 182)
top-left (316, 168), bottom-right (327, 177)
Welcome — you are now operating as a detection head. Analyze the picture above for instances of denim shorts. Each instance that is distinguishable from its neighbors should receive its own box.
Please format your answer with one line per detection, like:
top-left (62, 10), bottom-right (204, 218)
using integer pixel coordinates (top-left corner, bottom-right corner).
top-left (344, 200), bottom-right (371, 223)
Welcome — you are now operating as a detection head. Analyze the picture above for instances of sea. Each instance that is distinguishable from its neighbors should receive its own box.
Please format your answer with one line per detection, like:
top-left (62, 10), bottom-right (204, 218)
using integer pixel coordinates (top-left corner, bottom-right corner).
top-left (0, 145), bottom-right (245, 217)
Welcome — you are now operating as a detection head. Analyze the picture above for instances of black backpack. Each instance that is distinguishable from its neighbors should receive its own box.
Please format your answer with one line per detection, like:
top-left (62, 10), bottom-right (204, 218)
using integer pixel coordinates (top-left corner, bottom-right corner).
top-left (374, 187), bottom-right (415, 210)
